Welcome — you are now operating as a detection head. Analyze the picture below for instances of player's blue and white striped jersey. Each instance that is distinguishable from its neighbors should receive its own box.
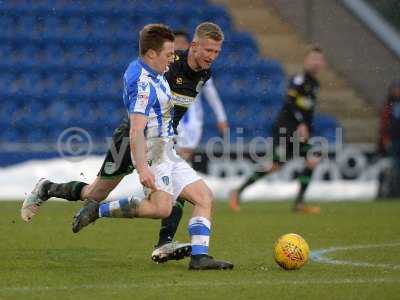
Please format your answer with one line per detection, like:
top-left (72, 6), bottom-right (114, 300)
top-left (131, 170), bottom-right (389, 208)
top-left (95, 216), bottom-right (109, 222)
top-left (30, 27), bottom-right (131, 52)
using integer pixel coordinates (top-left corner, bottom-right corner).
top-left (123, 58), bottom-right (174, 140)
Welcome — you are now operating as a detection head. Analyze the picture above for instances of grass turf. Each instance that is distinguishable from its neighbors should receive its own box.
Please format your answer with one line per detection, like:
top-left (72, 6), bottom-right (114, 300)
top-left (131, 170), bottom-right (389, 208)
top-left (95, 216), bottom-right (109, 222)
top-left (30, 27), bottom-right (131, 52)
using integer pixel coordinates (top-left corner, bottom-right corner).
top-left (0, 200), bottom-right (400, 300)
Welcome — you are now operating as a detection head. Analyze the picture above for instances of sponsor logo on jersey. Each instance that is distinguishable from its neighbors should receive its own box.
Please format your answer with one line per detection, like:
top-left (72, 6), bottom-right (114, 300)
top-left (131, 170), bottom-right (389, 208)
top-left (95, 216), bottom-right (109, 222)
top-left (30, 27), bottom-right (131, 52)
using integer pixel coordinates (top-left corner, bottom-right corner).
top-left (176, 77), bottom-right (183, 85)
top-left (296, 97), bottom-right (314, 110)
top-left (137, 92), bottom-right (149, 109)
top-left (171, 91), bottom-right (195, 107)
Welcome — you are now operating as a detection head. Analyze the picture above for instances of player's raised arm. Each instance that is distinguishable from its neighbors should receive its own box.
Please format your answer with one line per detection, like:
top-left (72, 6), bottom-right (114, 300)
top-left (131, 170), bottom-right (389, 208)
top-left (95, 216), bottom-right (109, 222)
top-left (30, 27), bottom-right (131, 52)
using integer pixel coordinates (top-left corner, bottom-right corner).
top-left (202, 78), bottom-right (229, 134)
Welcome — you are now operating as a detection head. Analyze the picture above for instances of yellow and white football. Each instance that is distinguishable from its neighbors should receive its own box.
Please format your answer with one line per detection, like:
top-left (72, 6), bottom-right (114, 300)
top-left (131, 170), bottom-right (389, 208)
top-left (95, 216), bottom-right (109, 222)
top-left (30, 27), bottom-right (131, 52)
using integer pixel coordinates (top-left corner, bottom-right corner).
top-left (273, 233), bottom-right (309, 270)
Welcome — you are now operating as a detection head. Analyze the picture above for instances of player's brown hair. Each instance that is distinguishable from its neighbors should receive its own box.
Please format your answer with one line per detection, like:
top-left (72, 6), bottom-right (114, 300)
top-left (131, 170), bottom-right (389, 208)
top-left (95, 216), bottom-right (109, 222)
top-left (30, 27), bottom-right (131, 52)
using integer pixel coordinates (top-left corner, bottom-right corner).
top-left (139, 24), bottom-right (175, 56)
top-left (194, 22), bottom-right (224, 42)
top-left (173, 30), bottom-right (190, 41)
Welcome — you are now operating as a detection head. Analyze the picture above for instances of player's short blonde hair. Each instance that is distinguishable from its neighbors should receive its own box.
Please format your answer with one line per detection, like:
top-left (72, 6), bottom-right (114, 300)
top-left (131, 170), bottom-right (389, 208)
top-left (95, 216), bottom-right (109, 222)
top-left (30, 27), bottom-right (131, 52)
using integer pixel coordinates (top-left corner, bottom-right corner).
top-left (194, 22), bottom-right (224, 42)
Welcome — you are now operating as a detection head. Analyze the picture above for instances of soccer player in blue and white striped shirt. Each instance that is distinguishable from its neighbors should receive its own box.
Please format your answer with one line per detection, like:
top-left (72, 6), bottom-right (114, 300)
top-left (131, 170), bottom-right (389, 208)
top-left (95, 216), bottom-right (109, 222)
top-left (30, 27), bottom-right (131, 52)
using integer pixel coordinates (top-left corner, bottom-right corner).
top-left (73, 24), bottom-right (233, 270)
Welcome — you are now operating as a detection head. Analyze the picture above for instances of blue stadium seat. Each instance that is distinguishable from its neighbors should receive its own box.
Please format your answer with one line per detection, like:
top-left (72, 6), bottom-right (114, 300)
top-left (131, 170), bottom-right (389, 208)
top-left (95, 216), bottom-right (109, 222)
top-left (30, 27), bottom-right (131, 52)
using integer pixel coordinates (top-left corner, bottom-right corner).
top-left (65, 17), bottom-right (90, 40)
top-left (0, 128), bottom-right (21, 142)
top-left (312, 114), bottom-right (340, 143)
top-left (18, 72), bottom-right (42, 96)
top-left (255, 59), bottom-right (285, 77)
top-left (0, 44), bottom-right (14, 67)
top-left (93, 45), bottom-right (113, 67)
top-left (90, 16), bottom-right (114, 39)
top-left (17, 45), bottom-right (39, 67)
top-left (43, 16), bottom-right (64, 39)
top-left (25, 127), bottom-right (48, 143)
top-left (0, 73), bottom-right (16, 96)
top-left (0, 16), bottom-right (15, 38)
top-left (70, 72), bottom-right (95, 96)
top-left (229, 32), bottom-right (258, 52)
top-left (42, 44), bottom-right (66, 66)
top-left (15, 16), bottom-right (38, 39)
top-left (65, 46), bottom-right (88, 67)
top-left (94, 74), bottom-right (119, 96)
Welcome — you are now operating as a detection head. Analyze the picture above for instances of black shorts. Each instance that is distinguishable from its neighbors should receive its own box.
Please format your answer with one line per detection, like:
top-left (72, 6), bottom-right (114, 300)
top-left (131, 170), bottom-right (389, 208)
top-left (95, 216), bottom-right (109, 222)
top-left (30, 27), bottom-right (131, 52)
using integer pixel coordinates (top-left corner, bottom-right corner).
top-left (98, 121), bottom-right (135, 178)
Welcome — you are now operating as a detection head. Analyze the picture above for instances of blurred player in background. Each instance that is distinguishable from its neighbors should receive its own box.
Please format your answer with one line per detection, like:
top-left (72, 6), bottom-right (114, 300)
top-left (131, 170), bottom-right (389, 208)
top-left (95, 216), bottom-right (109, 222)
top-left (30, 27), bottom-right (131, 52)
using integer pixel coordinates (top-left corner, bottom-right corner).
top-left (21, 22), bottom-right (233, 269)
top-left (229, 47), bottom-right (326, 214)
top-left (173, 30), bottom-right (229, 161)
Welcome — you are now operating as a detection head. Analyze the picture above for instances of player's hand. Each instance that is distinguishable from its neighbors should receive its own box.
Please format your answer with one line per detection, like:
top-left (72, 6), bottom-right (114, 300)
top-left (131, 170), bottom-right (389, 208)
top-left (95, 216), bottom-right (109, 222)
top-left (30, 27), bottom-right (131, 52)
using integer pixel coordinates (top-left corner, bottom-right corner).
top-left (137, 166), bottom-right (156, 190)
top-left (217, 121), bottom-right (229, 135)
top-left (296, 123), bottom-right (309, 142)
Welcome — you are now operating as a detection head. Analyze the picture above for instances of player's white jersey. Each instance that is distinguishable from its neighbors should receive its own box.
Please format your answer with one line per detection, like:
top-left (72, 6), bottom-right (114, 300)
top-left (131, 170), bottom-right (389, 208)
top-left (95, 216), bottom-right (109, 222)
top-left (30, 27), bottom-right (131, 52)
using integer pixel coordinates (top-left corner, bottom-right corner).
top-left (123, 58), bottom-right (174, 140)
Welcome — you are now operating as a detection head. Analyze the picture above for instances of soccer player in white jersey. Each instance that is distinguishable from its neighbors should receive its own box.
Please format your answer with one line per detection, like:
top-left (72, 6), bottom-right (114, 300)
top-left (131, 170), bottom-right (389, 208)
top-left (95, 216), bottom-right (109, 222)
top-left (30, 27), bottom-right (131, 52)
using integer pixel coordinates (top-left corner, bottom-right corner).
top-left (72, 24), bottom-right (233, 270)
top-left (173, 31), bottom-right (229, 161)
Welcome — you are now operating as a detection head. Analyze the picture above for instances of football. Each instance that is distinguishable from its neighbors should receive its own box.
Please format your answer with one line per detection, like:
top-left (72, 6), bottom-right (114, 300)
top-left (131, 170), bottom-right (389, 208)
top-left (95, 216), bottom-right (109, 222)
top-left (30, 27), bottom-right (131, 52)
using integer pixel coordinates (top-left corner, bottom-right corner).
top-left (273, 233), bottom-right (310, 270)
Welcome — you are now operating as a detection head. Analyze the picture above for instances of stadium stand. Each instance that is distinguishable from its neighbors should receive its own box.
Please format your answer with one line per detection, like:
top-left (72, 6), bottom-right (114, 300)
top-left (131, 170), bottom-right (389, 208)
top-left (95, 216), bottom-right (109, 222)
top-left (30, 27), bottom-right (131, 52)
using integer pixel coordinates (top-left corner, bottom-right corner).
top-left (1, 0), bottom-right (339, 166)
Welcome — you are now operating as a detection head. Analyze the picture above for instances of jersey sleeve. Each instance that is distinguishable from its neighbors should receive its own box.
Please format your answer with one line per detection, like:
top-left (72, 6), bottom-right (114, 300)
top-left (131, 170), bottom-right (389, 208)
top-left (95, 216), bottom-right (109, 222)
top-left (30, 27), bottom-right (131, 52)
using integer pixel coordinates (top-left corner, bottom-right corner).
top-left (125, 79), bottom-right (156, 116)
top-left (202, 78), bottom-right (227, 122)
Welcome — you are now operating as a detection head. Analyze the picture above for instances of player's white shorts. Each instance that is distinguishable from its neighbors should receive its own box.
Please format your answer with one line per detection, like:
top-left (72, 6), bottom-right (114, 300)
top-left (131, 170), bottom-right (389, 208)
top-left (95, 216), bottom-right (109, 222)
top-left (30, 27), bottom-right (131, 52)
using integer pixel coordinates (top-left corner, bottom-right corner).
top-left (142, 138), bottom-right (201, 202)
top-left (177, 121), bottom-right (202, 149)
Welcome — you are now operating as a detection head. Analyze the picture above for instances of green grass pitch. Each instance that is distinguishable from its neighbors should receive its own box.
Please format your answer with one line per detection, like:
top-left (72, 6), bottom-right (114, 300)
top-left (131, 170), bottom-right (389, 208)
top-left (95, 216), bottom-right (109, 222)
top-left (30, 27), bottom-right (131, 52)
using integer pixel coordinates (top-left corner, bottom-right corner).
top-left (1, 200), bottom-right (400, 300)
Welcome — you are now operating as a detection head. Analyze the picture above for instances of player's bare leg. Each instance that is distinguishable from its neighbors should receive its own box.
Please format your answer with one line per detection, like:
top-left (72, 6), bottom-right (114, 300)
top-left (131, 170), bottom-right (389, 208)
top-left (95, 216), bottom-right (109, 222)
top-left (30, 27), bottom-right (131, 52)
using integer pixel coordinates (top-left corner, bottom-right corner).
top-left (150, 145), bottom-right (197, 263)
top-left (180, 180), bottom-right (233, 270)
top-left (21, 176), bottom-right (122, 222)
top-left (72, 178), bottom-right (233, 270)
top-left (229, 162), bottom-right (280, 212)
top-left (229, 190), bottom-right (241, 212)
top-left (72, 190), bottom-right (173, 233)
top-left (80, 176), bottom-right (124, 202)
top-left (151, 198), bottom-right (191, 263)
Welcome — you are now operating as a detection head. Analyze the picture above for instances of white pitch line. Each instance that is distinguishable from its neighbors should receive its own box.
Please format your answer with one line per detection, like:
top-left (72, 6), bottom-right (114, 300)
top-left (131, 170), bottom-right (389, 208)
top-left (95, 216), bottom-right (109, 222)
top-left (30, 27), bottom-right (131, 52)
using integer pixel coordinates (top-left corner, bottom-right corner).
top-left (311, 242), bottom-right (400, 270)
top-left (1, 278), bottom-right (400, 294)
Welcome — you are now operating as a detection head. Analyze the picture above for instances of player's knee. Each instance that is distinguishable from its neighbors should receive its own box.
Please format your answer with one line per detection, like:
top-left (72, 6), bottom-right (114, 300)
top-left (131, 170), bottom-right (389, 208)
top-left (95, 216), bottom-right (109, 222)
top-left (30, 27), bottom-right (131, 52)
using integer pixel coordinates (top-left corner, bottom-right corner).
top-left (195, 186), bottom-right (214, 209)
top-left (155, 202), bottom-right (172, 219)
top-left (157, 205), bottom-right (172, 219)
top-left (152, 192), bottom-right (173, 219)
